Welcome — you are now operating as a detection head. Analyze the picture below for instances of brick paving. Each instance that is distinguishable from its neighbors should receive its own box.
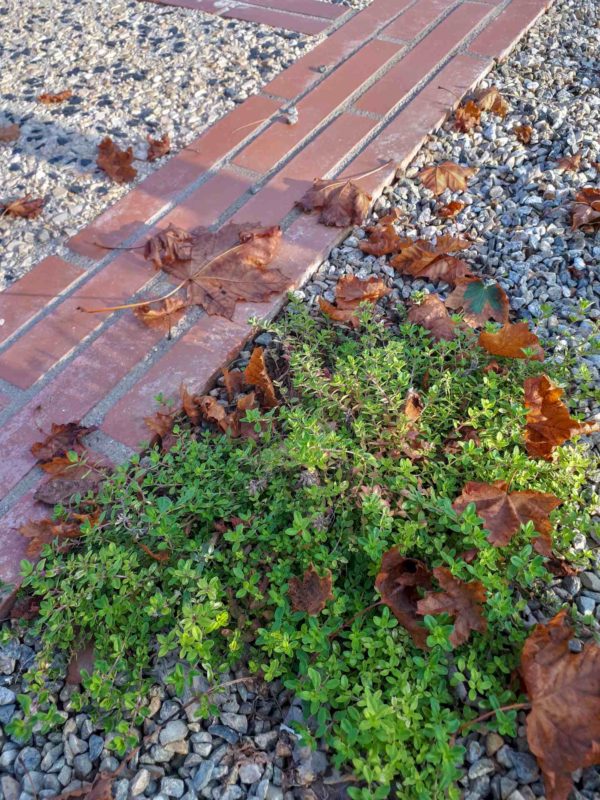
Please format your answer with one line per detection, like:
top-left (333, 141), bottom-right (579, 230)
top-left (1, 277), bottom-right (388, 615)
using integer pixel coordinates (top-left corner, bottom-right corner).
top-left (0, 0), bottom-right (554, 609)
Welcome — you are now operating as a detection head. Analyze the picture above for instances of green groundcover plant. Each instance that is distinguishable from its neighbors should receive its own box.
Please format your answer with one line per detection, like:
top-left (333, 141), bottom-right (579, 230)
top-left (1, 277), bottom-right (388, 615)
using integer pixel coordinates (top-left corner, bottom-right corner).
top-left (5, 302), bottom-right (598, 799)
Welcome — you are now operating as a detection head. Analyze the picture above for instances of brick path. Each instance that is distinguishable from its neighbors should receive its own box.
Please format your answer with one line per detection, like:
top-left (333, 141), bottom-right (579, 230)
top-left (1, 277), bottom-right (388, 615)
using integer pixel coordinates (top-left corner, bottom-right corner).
top-left (0, 0), bottom-right (553, 609)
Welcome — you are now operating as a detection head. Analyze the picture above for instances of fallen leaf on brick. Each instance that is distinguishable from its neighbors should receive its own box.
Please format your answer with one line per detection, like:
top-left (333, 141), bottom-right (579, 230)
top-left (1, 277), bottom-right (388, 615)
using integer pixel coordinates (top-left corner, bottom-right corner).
top-left (133, 298), bottom-right (186, 333)
top-left (144, 224), bottom-right (194, 270)
top-left (297, 177), bottom-right (371, 227)
top-left (20, 519), bottom-right (83, 557)
top-left (96, 136), bottom-right (137, 183)
top-left (31, 421), bottom-right (97, 463)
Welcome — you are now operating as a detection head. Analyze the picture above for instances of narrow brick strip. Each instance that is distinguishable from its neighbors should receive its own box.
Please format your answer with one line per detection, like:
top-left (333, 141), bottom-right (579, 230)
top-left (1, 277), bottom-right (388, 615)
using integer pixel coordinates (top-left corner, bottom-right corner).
top-left (469, 0), bottom-right (551, 60)
top-left (0, 257), bottom-right (83, 348)
top-left (222, 5), bottom-right (331, 35)
top-left (237, 0), bottom-right (345, 21)
top-left (381, 0), bottom-right (458, 41)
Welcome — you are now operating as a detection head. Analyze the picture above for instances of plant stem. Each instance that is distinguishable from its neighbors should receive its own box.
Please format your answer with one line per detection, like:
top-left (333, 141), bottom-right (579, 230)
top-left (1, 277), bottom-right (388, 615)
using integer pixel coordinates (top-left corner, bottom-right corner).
top-left (450, 702), bottom-right (530, 745)
top-left (328, 601), bottom-right (383, 641)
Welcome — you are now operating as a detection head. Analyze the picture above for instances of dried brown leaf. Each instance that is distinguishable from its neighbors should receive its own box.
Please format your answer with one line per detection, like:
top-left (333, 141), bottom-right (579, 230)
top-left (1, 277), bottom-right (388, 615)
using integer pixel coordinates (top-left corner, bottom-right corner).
top-left (38, 89), bottom-right (72, 104)
top-left (1, 195), bottom-right (45, 219)
top-left (375, 548), bottom-right (432, 649)
top-left (478, 322), bottom-right (544, 361)
top-left (134, 298), bottom-right (186, 333)
top-left (390, 235), bottom-right (471, 283)
top-left (19, 519), bottom-right (83, 557)
top-left (288, 564), bottom-right (333, 616)
top-left (245, 347), bottom-right (278, 409)
top-left (417, 566), bottom-right (487, 647)
top-left (96, 136), bottom-right (137, 183)
top-left (454, 100), bottom-right (481, 133)
top-left (418, 162), bottom-right (476, 195)
top-left (474, 87), bottom-right (509, 117)
top-left (514, 124), bottom-right (533, 144)
top-left (572, 187), bottom-right (600, 230)
top-left (407, 294), bottom-right (458, 341)
top-left (555, 152), bottom-right (581, 172)
top-left (438, 200), bottom-right (465, 219)
top-left (143, 224), bottom-right (194, 270)
top-left (524, 376), bottom-right (582, 460)
top-left (31, 421), bottom-right (96, 462)
top-left (297, 178), bottom-right (371, 227)
top-left (147, 133), bottom-right (171, 162)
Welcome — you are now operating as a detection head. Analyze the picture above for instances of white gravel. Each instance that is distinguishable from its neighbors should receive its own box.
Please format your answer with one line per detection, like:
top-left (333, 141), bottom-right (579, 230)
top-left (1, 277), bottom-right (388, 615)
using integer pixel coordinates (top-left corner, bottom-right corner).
top-left (0, 0), bottom-right (317, 289)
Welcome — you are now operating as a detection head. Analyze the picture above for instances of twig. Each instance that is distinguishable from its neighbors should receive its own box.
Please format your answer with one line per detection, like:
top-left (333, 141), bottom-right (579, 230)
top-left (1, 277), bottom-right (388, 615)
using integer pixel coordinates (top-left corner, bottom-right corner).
top-left (328, 601), bottom-right (382, 641)
top-left (450, 702), bottom-right (530, 746)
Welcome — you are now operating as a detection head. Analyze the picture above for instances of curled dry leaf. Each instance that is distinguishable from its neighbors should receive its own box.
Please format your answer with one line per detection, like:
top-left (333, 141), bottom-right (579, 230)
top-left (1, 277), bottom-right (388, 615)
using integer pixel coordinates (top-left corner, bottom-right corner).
top-left (180, 384), bottom-right (201, 425)
top-left (296, 178), bottom-right (371, 227)
top-left (319, 275), bottom-right (390, 327)
top-left (514, 124), bottom-right (533, 144)
top-left (143, 224), bottom-right (194, 269)
top-left (438, 200), bottom-right (465, 219)
top-left (144, 410), bottom-right (176, 448)
top-left (524, 375), bottom-right (582, 460)
top-left (452, 480), bottom-right (561, 556)
top-left (147, 133), bottom-right (171, 162)
top-left (222, 368), bottom-right (245, 402)
top-left (404, 389), bottom-right (423, 422)
top-left (244, 347), bottom-right (278, 409)
top-left (160, 224), bottom-right (286, 319)
top-left (445, 278), bottom-right (509, 328)
top-left (1, 195), bottom-right (45, 219)
top-left (0, 123), bottom-right (20, 143)
top-left (198, 393), bottom-right (259, 439)
top-left (31, 421), bottom-right (96, 462)
top-left (454, 100), bottom-right (481, 132)
top-left (288, 564), bottom-right (334, 616)
top-left (390, 235), bottom-right (471, 284)
top-left (133, 298), bottom-right (186, 333)
top-left (474, 86), bottom-right (509, 117)
top-left (416, 566), bottom-right (487, 648)
top-left (359, 209), bottom-right (403, 255)
top-left (318, 297), bottom-right (360, 328)
top-left (19, 519), bottom-right (82, 557)
top-left (418, 161), bottom-right (476, 195)
top-left (571, 187), bottom-right (600, 230)
top-left (478, 322), bottom-right (544, 361)
top-left (375, 548), bottom-right (432, 649)
top-left (38, 89), bottom-right (72, 104)
top-left (407, 294), bottom-right (457, 341)
top-left (521, 610), bottom-right (600, 800)
top-left (96, 136), bottom-right (137, 184)
top-left (555, 152), bottom-right (581, 172)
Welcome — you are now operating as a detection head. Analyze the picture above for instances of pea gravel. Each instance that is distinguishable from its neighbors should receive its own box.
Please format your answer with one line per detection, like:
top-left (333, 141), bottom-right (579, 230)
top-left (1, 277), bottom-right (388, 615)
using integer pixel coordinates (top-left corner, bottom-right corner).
top-left (0, 0), bottom-right (317, 290)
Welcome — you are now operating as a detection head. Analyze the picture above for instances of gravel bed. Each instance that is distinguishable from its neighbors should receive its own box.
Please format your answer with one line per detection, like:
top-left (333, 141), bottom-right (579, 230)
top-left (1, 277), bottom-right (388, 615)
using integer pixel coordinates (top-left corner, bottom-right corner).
top-left (0, 0), bottom-right (316, 290)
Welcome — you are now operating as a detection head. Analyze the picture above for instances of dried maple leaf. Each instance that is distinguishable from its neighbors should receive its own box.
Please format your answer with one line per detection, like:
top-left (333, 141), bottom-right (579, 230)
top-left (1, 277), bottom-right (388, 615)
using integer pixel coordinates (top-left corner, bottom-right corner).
top-left (521, 611), bottom-right (600, 800)
top-left (296, 178), bottom-right (371, 227)
top-left (222, 368), bottom-right (245, 402)
top-left (478, 322), bottom-right (544, 361)
top-left (572, 187), bottom-right (600, 230)
top-left (0, 123), bottom-right (20, 143)
top-left (245, 347), bottom-right (278, 409)
top-left (38, 89), bottom-right (72, 104)
top-left (144, 224), bottom-right (194, 269)
top-left (407, 294), bottom-right (458, 341)
top-left (198, 396), bottom-right (230, 432)
top-left (454, 100), bottom-right (481, 132)
top-left (474, 87), bottom-right (509, 117)
top-left (514, 124), bottom-right (533, 144)
top-left (319, 297), bottom-right (360, 328)
top-left (417, 566), bottom-right (487, 647)
top-left (404, 389), bottom-right (423, 422)
top-left (555, 152), bottom-right (581, 172)
top-left (147, 133), bottom-right (171, 162)
top-left (375, 548), bottom-right (432, 649)
top-left (524, 376), bottom-right (582, 460)
top-left (390, 235), bottom-right (471, 284)
top-left (1, 195), bottom-right (45, 219)
top-left (31, 421), bottom-right (96, 462)
top-left (180, 384), bottom-right (201, 425)
top-left (20, 519), bottom-right (82, 557)
top-left (438, 200), bottom-right (465, 219)
top-left (452, 480), bottom-right (561, 556)
top-left (144, 410), bottom-right (176, 449)
top-left (359, 209), bottom-right (404, 255)
top-left (133, 298), bottom-right (186, 333)
top-left (160, 224), bottom-right (286, 319)
top-left (320, 275), bottom-right (390, 326)
top-left (418, 162), bottom-right (476, 195)
top-left (445, 278), bottom-right (509, 328)
top-left (52, 772), bottom-right (114, 800)
top-left (96, 136), bottom-right (137, 183)
top-left (288, 564), bottom-right (333, 616)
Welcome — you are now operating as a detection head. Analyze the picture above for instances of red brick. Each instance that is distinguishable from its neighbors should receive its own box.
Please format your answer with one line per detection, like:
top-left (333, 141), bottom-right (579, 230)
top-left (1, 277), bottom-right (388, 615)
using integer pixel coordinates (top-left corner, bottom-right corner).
top-left (242, 0), bottom-right (344, 20)
top-left (234, 40), bottom-right (401, 174)
top-left (469, 0), bottom-right (551, 60)
top-left (222, 5), bottom-right (331, 34)
top-left (0, 257), bottom-right (83, 347)
top-left (356, 3), bottom-right (493, 116)
top-left (265, 0), bottom-right (413, 99)
top-left (232, 112), bottom-right (379, 227)
top-left (68, 95), bottom-right (279, 260)
top-left (342, 53), bottom-right (493, 195)
top-left (382, 0), bottom-right (457, 42)
top-left (0, 313), bottom-right (163, 498)
top-left (0, 251), bottom-right (153, 389)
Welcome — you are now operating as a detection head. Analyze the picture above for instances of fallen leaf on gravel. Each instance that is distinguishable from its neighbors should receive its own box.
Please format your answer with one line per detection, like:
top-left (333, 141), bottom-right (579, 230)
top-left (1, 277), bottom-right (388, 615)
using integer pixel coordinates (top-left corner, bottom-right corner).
top-left (0, 123), bottom-right (20, 143)
top-left (524, 376), bottom-right (582, 460)
top-left (571, 187), bottom-right (600, 230)
top-left (198, 395), bottom-right (230, 432)
top-left (180, 384), bottom-right (201, 425)
top-left (38, 89), bottom-right (72, 104)
top-left (161, 224), bottom-right (286, 319)
top-left (514, 124), bottom-right (533, 144)
top-left (474, 86), bottom-right (509, 117)
top-left (319, 297), bottom-right (361, 328)
top-left (96, 136), bottom-right (137, 183)
top-left (407, 294), bottom-right (457, 341)
top-left (31, 421), bottom-right (96, 462)
top-left (417, 566), bottom-right (487, 647)
top-left (147, 133), bottom-right (171, 162)
top-left (404, 389), bottom-right (423, 422)
top-left (288, 564), bottom-right (333, 616)
top-left (438, 201), bottom-right (465, 219)
top-left (418, 162), bottom-right (476, 195)
top-left (20, 519), bottom-right (83, 557)
top-left (478, 322), bottom-right (544, 361)
top-left (390, 235), bottom-right (471, 283)
top-left (297, 178), bottom-right (371, 226)
top-left (320, 275), bottom-right (390, 327)
top-left (375, 548), bottom-right (432, 649)
top-left (521, 610), bottom-right (600, 800)
top-left (245, 347), bottom-right (278, 409)
top-left (52, 772), bottom-right (114, 800)
top-left (1, 195), bottom-right (45, 219)
top-left (222, 368), bottom-right (245, 402)
top-left (359, 210), bottom-right (404, 255)
top-left (133, 298), bottom-right (186, 333)
top-left (445, 278), bottom-right (509, 328)
top-left (555, 152), bottom-right (581, 172)
top-left (454, 100), bottom-right (481, 132)
top-left (66, 642), bottom-right (95, 685)
top-left (452, 480), bottom-right (561, 556)
top-left (144, 224), bottom-right (194, 270)
top-left (198, 393), bottom-right (259, 439)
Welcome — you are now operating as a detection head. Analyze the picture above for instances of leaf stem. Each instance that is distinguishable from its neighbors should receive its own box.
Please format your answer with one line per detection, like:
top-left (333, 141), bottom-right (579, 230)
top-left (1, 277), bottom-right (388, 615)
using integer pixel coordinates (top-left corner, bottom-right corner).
top-left (323, 160), bottom-right (395, 189)
top-left (450, 702), bottom-right (530, 745)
